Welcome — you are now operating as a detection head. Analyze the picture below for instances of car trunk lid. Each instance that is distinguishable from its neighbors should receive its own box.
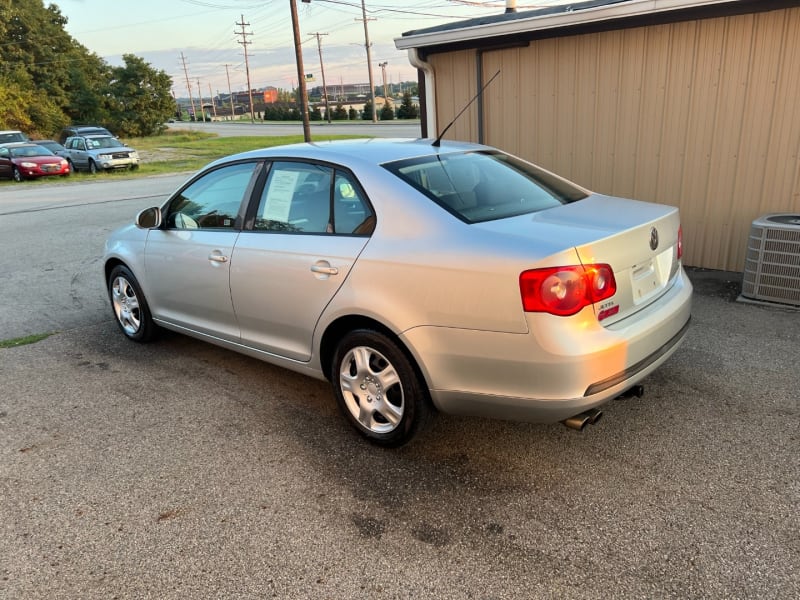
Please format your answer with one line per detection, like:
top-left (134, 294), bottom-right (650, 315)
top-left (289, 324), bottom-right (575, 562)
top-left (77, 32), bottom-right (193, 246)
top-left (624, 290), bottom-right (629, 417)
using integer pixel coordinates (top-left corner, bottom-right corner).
top-left (476, 194), bottom-right (682, 324)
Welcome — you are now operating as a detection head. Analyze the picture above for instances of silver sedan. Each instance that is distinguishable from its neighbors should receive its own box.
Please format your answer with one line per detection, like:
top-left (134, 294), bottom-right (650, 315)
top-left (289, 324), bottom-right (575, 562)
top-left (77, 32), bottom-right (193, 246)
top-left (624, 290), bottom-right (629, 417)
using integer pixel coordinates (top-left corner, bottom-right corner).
top-left (103, 138), bottom-right (692, 446)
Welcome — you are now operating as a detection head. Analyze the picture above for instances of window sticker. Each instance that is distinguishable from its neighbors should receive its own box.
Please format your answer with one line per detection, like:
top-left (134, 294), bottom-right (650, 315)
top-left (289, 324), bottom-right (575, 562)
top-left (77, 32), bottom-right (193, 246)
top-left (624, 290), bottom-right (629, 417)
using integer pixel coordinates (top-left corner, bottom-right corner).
top-left (262, 170), bottom-right (300, 222)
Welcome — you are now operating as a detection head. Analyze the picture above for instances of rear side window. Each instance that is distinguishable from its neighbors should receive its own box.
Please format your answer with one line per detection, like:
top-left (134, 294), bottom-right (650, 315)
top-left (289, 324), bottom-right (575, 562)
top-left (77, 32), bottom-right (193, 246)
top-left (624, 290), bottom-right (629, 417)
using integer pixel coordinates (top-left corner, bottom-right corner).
top-left (383, 150), bottom-right (588, 223)
top-left (254, 161), bottom-right (374, 235)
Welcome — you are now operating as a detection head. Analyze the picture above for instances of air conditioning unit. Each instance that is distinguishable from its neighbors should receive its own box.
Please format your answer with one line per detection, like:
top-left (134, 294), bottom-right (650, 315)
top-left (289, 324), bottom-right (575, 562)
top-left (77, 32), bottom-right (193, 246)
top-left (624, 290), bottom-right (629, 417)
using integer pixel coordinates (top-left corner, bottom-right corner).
top-left (741, 214), bottom-right (800, 306)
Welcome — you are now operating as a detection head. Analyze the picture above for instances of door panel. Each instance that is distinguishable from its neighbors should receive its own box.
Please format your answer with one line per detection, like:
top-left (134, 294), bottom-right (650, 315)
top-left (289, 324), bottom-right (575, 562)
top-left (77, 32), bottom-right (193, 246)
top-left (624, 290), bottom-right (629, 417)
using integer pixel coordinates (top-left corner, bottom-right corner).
top-left (231, 161), bottom-right (373, 361)
top-left (142, 160), bottom-right (262, 340)
top-left (230, 234), bottom-right (367, 361)
top-left (145, 230), bottom-right (240, 339)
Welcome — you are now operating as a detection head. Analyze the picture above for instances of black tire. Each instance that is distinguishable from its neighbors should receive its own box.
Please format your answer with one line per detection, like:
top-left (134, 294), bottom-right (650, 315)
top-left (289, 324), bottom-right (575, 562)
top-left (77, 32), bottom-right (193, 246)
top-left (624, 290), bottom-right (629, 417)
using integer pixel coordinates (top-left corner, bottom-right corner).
top-left (331, 329), bottom-right (431, 447)
top-left (12, 167), bottom-right (22, 182)
top-left (88, 160), bottom-right (97, 174)
top-left (107, 265), bottom-right (158, 342)
top-left (66, 159), bottom-right (75, 173)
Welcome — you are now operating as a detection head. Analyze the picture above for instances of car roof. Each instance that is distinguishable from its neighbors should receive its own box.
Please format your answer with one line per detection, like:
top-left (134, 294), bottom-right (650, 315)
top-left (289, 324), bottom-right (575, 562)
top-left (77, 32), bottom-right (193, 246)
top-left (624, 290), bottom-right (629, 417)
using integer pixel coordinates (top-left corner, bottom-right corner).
top-left (68, 126), bottom-right (109, 131)
top-left (216, 138), bottom-right (490, 169)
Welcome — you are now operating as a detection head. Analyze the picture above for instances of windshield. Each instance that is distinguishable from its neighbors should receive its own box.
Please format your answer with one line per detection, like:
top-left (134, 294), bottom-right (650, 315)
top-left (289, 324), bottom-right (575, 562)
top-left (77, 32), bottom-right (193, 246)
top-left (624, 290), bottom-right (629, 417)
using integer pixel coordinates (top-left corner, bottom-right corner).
top-left (383, 150), bottom-right (588, 223)
top-left (87, 137), bottom-right (123, 149)
top-left (10, 145), bottom-right (54, 157)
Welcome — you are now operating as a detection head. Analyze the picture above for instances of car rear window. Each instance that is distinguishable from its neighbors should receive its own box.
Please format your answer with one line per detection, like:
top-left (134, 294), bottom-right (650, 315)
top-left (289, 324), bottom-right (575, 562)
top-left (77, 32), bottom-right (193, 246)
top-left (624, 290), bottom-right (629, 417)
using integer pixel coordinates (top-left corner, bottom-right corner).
top-left (382, 150), bottom-right (588, 223)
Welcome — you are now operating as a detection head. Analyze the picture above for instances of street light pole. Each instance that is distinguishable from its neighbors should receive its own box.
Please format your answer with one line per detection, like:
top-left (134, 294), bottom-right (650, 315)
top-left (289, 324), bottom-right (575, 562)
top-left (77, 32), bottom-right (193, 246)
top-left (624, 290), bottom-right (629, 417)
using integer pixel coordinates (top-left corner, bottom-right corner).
top-left (379, 61), bottom-right (388, 100)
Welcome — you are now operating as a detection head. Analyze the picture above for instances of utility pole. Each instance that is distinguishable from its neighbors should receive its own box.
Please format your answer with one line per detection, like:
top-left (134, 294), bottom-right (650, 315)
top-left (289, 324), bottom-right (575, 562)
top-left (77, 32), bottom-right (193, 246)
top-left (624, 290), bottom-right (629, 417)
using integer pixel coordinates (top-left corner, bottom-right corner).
top-left (235, 15), bottom-right (256, 123)
top-left (358, 0), bottom-right (377, 123)
top-left (290, 0), bottom-right (311, 142)
top-left (196, 79), bottom-right (203, 120)
top-left (180, 52), bottom-right (197, 122)
top-left (224, 64), bottom-right (235, 120)
top-left (309, 32), bottom-right (331, 123)
top-left (209, 83), bottom-right (218, 119)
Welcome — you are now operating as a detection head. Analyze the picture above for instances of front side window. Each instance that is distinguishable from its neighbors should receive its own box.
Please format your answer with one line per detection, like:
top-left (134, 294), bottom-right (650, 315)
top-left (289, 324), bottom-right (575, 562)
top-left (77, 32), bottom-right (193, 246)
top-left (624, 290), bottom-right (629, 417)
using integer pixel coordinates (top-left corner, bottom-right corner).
top-left (164, 161), bottom-right (259, 230)
top-left (383, 150), bottom-right (588, 223)
top-left (254, 162), bottom-right (374, 235)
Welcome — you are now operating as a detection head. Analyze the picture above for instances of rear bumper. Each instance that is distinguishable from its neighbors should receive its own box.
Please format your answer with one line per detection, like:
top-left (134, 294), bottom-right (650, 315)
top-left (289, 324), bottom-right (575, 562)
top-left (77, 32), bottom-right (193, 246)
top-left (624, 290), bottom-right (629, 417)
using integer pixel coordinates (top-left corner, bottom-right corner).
top-left (401, 268), bottom-right (693, 423)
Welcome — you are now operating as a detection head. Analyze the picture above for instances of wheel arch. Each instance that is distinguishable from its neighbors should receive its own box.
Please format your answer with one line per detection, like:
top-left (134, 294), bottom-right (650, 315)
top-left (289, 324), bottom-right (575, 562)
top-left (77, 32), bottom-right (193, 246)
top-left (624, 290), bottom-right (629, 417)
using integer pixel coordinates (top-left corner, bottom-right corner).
top-left (319, 315), bottom-right (432, 403)
top-left (104, 257), bottom-right (128, 284)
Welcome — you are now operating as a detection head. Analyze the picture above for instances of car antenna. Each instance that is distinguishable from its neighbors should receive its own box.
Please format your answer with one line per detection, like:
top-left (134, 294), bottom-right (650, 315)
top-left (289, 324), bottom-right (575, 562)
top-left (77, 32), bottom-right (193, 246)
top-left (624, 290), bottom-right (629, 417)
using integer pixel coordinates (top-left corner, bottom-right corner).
top-left (432, 69), bottom-right (501, 148)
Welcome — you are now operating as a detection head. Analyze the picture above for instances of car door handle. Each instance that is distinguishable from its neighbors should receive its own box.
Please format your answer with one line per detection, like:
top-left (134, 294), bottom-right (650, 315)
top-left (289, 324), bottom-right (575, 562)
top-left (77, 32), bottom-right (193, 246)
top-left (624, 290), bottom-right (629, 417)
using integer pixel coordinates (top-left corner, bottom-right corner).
top-left (208, 254), bottom-right (229, 263)
top-left (310, 265), bottom-right (338, 275)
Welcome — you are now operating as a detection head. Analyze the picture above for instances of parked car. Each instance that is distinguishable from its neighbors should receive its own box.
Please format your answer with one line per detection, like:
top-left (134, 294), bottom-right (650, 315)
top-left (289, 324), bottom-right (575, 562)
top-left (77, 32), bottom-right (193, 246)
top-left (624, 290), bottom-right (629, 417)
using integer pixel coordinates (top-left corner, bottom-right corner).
top-left (33, 139), bottom-right (67, 156)
top-left (0, 130), bottom-right (30, 145)
top-left (103, 139), bottom-right (692, 446)
top-left (62, 135), bottom-right (139, 173)
top-left (58, 125), bottom-right (113, 145)
top-left (0, 143), bottom-right (70, 181)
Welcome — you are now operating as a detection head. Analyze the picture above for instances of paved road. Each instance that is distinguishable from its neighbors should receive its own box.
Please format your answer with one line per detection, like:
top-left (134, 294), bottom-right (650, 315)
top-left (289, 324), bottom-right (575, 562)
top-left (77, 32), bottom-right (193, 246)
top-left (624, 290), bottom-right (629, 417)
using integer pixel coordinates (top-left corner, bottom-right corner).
top-left (167, 120), bottom-right (423, 139)
top-left (0, 179), bottom-right (798, 599)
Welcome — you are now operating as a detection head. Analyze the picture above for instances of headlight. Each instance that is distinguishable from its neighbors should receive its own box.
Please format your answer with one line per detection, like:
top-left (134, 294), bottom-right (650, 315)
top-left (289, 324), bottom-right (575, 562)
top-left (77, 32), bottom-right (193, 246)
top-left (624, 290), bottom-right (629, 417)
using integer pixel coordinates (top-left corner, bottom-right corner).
top-left (98, 154), bottom-right (112, 160)
top-left (20, 161), bottom-right (37, 168)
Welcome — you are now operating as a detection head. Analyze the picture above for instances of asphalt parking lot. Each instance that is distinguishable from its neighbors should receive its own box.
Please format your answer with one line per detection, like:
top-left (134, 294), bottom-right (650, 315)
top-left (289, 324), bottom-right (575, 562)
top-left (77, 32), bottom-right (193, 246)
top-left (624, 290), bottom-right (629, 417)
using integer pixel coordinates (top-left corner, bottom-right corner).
top-left (1, 265), bottom-right (797, 599)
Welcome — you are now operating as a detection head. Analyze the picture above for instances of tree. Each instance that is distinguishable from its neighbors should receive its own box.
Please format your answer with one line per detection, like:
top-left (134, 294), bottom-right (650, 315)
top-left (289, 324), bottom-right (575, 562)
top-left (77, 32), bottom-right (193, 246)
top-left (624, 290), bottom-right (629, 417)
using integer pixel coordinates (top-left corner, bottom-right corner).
top-left (361, 99), bottom-right (373, 121)
top-left (380, 102), bottom-right (395, 121)
top-left (333, 102), bottom-right (348, 120)
top-left (396, 91), bottom-right (419, 119)
top-left (309, 106), bottom-right (322, 121)
top-left (106, 55), bottom-right (174, 137)
top-left (0, 1), bottom-right (81, 134)
top-left (348, 107), bottom-right (357, 120)
top-left (0, 1), bottom-right (175, 137)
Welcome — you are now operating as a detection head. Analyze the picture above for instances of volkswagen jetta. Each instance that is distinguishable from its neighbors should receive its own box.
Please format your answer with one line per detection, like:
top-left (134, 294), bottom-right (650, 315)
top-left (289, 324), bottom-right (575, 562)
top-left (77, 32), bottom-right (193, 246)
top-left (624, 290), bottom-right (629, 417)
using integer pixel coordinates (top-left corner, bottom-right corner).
top-left (103, 138), bottom-right (692, 446)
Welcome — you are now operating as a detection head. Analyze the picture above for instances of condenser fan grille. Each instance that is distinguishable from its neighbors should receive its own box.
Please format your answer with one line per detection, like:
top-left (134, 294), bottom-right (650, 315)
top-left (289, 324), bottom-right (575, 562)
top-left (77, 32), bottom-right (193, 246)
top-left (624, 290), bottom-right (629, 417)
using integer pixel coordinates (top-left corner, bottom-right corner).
top-left (741, 214), bottom-right (800, 306)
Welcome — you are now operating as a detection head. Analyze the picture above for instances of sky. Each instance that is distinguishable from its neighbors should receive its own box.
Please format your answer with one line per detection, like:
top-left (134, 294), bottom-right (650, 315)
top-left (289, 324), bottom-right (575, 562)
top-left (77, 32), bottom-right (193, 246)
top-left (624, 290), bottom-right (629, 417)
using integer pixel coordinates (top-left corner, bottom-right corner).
top-left (49, 0), bottom-right (571, 98)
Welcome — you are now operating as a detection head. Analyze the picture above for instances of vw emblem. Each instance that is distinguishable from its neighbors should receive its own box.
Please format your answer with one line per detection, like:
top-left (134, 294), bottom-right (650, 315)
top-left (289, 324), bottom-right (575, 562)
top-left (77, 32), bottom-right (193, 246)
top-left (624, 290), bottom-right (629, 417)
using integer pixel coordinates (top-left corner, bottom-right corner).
top-left (649, 227), bottom-right (659, 251)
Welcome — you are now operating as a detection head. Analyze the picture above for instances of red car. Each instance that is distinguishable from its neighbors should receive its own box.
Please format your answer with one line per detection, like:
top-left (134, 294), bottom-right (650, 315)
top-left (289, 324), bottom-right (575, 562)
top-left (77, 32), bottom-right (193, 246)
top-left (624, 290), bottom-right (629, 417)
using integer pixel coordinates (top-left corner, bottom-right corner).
top-left (0, 143), bottom-right (70, 181)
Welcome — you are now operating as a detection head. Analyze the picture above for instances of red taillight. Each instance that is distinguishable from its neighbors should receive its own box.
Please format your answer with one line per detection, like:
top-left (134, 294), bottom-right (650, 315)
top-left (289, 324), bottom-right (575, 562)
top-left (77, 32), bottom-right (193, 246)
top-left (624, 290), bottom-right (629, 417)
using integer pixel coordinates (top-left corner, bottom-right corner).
top-left (677, 226), bottom-right (683, 260)
top-left (519, 264), bottom-right (617, 316)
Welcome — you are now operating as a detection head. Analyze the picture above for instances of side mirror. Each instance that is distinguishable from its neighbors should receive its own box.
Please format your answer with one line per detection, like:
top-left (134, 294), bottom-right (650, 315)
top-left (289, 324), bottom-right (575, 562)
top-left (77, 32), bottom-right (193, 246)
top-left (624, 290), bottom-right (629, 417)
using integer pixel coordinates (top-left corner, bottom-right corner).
top-left (135, 207), bottom-right (162, 229)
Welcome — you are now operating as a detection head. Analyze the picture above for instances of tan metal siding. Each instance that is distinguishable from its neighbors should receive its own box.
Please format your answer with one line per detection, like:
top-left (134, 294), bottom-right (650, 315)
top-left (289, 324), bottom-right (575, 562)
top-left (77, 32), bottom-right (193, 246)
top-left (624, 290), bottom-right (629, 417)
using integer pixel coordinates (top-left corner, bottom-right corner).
top-left (428, 50), bottom-right (478, 143)
top-left (429, 7), bottom-right (800, 271)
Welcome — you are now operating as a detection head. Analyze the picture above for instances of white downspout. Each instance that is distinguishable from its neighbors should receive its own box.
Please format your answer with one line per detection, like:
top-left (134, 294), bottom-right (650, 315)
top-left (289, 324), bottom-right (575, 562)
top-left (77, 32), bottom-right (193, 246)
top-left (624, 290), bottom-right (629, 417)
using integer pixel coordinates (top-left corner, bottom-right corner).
top-left (407, 47), bottom-right (436, 139)
top-left (506, 0), bottom-right (517, 13)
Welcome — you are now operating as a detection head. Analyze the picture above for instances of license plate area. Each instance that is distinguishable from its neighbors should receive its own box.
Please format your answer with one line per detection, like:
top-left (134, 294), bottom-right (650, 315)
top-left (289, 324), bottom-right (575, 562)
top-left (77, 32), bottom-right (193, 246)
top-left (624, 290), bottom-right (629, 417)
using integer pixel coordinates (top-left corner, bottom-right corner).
top-left (631, 260), bottom-right (660, 304)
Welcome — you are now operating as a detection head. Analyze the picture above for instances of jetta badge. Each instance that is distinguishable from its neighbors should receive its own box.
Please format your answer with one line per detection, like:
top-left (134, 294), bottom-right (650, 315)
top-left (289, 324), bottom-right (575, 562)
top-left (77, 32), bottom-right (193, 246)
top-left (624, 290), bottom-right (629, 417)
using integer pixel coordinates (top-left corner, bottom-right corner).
top-left (649, 227), bottom-right (659, 251)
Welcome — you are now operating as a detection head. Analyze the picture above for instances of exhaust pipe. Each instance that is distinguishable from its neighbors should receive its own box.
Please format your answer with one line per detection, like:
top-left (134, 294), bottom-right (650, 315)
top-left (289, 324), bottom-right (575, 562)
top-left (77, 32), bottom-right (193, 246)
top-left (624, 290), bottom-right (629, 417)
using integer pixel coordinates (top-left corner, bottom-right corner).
top-left (617, 384), bottom-right (645, 400)
top-left (562, 407), bottom-right (603, 431)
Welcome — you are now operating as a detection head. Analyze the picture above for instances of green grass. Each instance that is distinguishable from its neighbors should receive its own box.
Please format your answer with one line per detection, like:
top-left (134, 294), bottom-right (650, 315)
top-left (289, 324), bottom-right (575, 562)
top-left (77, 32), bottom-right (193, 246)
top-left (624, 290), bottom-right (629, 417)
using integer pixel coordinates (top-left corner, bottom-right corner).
top-left (126, 130), bottom-right (365, 175)
top-left (0, 332), bottom-right (56, 348)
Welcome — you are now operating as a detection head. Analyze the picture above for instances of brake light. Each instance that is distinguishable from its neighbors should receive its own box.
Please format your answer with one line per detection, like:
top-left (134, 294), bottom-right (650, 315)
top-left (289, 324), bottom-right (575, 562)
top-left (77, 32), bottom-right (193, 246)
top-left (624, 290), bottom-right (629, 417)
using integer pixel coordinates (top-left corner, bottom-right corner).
top-left (677, 226), bottom-right (683, 260)
top-left (519, 264), bottom-right (616, 316)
